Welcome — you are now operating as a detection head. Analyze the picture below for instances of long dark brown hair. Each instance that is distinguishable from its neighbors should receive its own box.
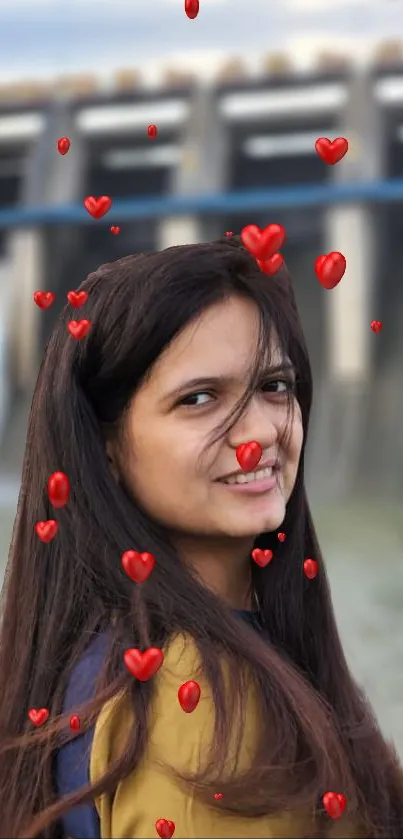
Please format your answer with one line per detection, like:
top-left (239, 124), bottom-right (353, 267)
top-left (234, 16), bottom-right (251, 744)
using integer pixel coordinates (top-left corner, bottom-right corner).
top-left (0, 236), bottom-right (402, 838)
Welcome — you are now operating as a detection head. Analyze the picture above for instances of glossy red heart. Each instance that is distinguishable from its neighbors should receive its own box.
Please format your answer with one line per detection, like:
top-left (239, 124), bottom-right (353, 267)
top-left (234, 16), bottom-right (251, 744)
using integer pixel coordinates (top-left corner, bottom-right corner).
top-left (323, 791), bottom-right (347, 820)
top-left (315, 252), bottom-right (346, 290)
top-left (35, 520), bottom-right (59, 543)
top-left (67, 320), bottom-right (91, 340)
top-left (110, 225), bottom-right (120, 235)
top-left (213, 792), bottom-right (223, 800)
top-left (57, 137), bottom-right (70, 155)
top-left (257, 253), bottom-right (284, 275)
top-left (277, 532), bottom-right (286, 542)
top-left (178, 680), bottom-right (201, 713)
top-left (28, 708), bottom-right (49, 727)
top-left (69, 714), bottom-right (81, 731)
top-left (241, 223), bottom-right (286, 261)
top-left (67, 290), bottom-right (88, 308)
top-left (303, 558), bottom-right (319, 579)
top-left (155, 819), bottom-right (175, 838)
top-left (236, 441), bottom-right (262, 472)
top-left (124, 647), bottom-right (164, 681)
top-left (315, 137), bottom-right (348, 165)
top-left (33, 291), bottom-right (55, 310)
top-left (47, 472), bottom-right (70, 509)
top-left (371, 320), bottom-right (382, 334)
top-left (83, 195), bottom-right (112, 219)
top-left (184, 0), bottom-right (199, 18)
top-left (148, 124), bottom-right (158, 139)
top-left (252, 548), bottom-right (273, 568)
top-left (121, 551), bottom-right (156, 584)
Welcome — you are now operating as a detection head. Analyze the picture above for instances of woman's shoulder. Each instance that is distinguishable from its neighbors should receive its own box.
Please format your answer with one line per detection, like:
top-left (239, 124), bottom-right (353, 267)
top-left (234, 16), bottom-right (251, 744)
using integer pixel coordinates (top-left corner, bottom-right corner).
top-left (54, 631), bottom-right (112, 839)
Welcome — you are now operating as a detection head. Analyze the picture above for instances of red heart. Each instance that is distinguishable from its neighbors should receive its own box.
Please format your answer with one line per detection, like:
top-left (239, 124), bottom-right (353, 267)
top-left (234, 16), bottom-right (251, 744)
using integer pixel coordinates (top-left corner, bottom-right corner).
top-left (184, 0), bottom-right (199, 18)
top-left (213, 793), bottom-right (223, 800)
top-left (323, 791), bottom-right (347, 820)
top-left (148, 124), bottom-right (158, 139)
top-left (33, 291), bottom-right (55, 310)
top-left (84, 195), bottom-right (112, 219)
top-left (69, 714), bottom-right (81, 731)
top-left (252, 548), bottom-right (273, 568)
top-left (241, 223), bottom-right (286, 261)
top-left (110, 225), bottom-right (120, 235)
top-left (303, 558), bottom-right (318, 579)
top-left (371, 320), bottom-right (383, 334)
top-left (315, 252), bottom-right (346, 290)
top-left (178, 680), bottom-right (201, 713)
top-left (28, 708), bottom-right (49, 727)
top-left (35, 520), bottom-right (59, 543)
top-left (236, 441), bottom-right (262, 472)
top-left (57, 137), bottom-right (70, 155)
top-left (124, 647), bottom-right (164, 681)
top-left (47, 472), bottom-right (70, 509)
top-left (155, 819), bottom-right (175, 839)
top-left (277, 532), bottom-right (286, 542)
top-left (67, 290), bottom-right (88, 308)
top-left (257, 252), bottom-right (284, 275)
top-left (121, 551), bottom-right (156, 584)
top-left (67, 320), bottom-right (91, 340)
top-left (225, 231), bottom-right (233, 237)
top-left (315, 137), bottom-right (348, 165)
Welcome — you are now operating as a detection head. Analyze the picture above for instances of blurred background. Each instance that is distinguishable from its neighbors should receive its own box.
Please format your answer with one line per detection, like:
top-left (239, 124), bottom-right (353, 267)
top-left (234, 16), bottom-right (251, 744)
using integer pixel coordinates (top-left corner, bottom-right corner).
top-left (0, 0), bottom-right (402, 755)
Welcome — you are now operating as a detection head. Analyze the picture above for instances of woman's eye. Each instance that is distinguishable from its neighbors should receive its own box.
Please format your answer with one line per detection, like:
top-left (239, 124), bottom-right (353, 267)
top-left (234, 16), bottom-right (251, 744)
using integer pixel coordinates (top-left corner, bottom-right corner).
top-left (179, 391), bottom-right (213, 407)
top-left (262, 379), bottom-right (293, 394)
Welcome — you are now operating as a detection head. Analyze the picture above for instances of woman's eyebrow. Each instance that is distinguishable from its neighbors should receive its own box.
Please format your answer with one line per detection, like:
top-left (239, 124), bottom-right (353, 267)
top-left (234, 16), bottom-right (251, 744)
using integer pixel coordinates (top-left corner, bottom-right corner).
top-left (162, 362), bottom-right (296, 401)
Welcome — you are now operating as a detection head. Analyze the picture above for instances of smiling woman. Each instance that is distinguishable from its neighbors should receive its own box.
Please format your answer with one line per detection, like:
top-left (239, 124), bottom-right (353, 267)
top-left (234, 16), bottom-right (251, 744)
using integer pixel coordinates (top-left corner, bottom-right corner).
top-left (0, 236), bottom-right (402, 839)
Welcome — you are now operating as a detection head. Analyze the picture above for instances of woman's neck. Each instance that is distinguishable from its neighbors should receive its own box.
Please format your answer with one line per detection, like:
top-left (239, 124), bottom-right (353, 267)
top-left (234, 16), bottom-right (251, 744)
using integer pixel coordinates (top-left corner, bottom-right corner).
top-left (171, 534), bottom-right (256, 610)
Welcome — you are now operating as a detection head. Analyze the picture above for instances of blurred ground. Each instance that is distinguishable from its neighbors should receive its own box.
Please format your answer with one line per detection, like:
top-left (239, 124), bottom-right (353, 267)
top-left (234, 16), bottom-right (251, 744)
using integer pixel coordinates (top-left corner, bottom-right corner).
top-left (0, 498), bottom-right (402, 757)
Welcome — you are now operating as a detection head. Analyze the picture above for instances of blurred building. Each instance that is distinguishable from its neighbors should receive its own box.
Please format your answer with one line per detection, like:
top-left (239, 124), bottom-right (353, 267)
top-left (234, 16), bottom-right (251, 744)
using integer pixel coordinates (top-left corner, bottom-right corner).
top-left (0, 44), bottom-right (403, 503)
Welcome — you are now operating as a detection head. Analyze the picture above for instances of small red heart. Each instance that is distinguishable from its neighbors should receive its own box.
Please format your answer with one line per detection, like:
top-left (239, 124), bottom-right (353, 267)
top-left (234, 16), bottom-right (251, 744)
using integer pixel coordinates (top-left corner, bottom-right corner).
top-left (148, 124), bottom-right (158, 139)
top-left (155, 819), bottom-right (175, 839)
top-left (236, 441), bottom-right (262, 472)
top-left (241, 223), bottom-right (286, 261)
top-left (257, 252), bottom-right (284, 275)
top-left (110, 225), bottom-right (120, 235)
top-left (33, 291), bottom-right (55, 310)
top-left (47, 472), bottom-right (70, 509)
top-left (277, 532), bottom-right (286, 542)
top-left (57, 137), bottom-right (70, 155)
top-left (84, 195), bottom-right (112, 219)
top-left (121, 551), bottom-right (156, 584)
top-left (252, 548), bottom-right (273, 568)
top-left (185, 0), bottom-right (199, 18)
top-left (178, 680), bottom-right (201, 713)
top-left (28, 708), bottom-right (49, 727)
top-left (303, 558), bottom-right (319, 579)
top-left (67, 320), bottom-right (91, 340)
top-left (371, 320), bottom-right (383, 333)
top-left (124, 647), bottom-right (164, 681)
top-left (213, 793), bottom-right (223, 800)
top-left (315, 137), bottom-right (348, 165)
top-left (315, 252), bottom-right (346, 290)
top-left (67, 290), bottom-right (88, 308)
top-left (225, 231), bottom-right (233, 236)
top-left (69, 714), bottom-right (81, 731)
top-left (35, 520), bottom-right (59, 543)
top-left (323, 791), bottom-right (347, 820)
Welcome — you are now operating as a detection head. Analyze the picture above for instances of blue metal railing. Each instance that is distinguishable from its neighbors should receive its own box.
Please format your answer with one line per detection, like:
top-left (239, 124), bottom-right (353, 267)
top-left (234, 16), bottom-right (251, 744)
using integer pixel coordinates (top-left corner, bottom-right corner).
top-left (0, 178), bottom-right (403, 228)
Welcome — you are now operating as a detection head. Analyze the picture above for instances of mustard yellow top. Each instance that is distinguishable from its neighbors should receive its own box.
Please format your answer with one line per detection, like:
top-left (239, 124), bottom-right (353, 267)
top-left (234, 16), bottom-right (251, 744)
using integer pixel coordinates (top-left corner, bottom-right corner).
top-left (89, 632), bottom-right (361, 839)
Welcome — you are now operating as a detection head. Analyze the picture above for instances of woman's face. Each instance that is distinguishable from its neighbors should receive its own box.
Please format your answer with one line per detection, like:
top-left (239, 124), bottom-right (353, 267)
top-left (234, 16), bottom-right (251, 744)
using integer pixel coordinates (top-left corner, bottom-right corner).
top-left (112, 295), bottom-right (303, 540)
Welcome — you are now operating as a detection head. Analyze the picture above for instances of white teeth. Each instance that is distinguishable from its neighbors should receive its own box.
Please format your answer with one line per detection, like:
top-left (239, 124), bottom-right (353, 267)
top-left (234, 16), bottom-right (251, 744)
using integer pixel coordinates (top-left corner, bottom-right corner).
top-left (224, 466), bottom-right (273, 485)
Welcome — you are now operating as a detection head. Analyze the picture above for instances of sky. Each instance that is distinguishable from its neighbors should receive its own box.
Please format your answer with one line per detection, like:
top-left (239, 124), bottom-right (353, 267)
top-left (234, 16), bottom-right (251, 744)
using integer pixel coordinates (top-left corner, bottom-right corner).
top-left (0, 0), bottom-right (402, 83)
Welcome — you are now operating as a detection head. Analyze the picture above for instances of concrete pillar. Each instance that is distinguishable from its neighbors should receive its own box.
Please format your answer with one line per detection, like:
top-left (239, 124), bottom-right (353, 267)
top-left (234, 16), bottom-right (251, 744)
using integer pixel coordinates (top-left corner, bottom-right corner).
top-left (309, 70), bottom-right (386, 499)
top-left (157, 84), bottom-right (229, 249)
top-left (9, 97), bottom-right (87, 388)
